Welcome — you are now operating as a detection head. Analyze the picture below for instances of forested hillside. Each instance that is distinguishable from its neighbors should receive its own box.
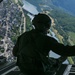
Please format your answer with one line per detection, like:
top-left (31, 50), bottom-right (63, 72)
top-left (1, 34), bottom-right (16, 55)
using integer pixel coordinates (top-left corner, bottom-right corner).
top-left (49, 6), bottom-right (75, 45)
top-left (49, 8), bottom-right (75, 33)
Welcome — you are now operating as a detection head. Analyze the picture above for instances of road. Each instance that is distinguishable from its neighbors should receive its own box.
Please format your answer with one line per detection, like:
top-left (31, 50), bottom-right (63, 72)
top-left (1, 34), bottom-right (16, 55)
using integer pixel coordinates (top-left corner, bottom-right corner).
top-left (3, 11), bottom-right (10, 58)
top-left (16, 0), bottom-right (26, 34)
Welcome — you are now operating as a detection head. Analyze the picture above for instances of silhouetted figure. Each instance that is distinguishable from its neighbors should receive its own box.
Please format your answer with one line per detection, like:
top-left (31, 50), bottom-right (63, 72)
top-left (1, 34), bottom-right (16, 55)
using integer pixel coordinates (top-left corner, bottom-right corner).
top-left (13, 13), bottom-right (75, 75)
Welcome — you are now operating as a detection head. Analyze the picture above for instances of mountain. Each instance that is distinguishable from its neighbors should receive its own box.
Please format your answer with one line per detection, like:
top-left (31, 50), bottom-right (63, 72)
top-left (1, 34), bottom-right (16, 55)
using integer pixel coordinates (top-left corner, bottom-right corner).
top-left (51, 0), bottom-right (75, 15)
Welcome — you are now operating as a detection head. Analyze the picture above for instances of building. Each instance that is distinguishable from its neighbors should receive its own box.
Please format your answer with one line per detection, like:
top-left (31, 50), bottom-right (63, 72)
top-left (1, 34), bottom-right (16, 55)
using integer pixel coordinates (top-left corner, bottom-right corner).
top-left (0, 56), bottom-right (6, 64)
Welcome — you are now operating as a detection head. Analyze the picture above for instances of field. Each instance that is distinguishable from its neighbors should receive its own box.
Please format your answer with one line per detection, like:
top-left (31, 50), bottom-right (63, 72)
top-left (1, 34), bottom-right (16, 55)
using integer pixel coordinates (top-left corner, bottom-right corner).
top-left (68, 31), bottom-right (75, 45)
top-left (51, 27), bottom-right (64, 44)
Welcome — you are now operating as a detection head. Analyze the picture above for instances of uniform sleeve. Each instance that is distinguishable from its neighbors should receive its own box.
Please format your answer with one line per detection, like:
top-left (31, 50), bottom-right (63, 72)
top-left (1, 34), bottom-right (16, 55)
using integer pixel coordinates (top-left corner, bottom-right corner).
top-left (47, 37), bottom-right (75, 56)
top-left (52, 43), bottom-right (75, 56)
top-left (12, 37), bottom-right (20, 57)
